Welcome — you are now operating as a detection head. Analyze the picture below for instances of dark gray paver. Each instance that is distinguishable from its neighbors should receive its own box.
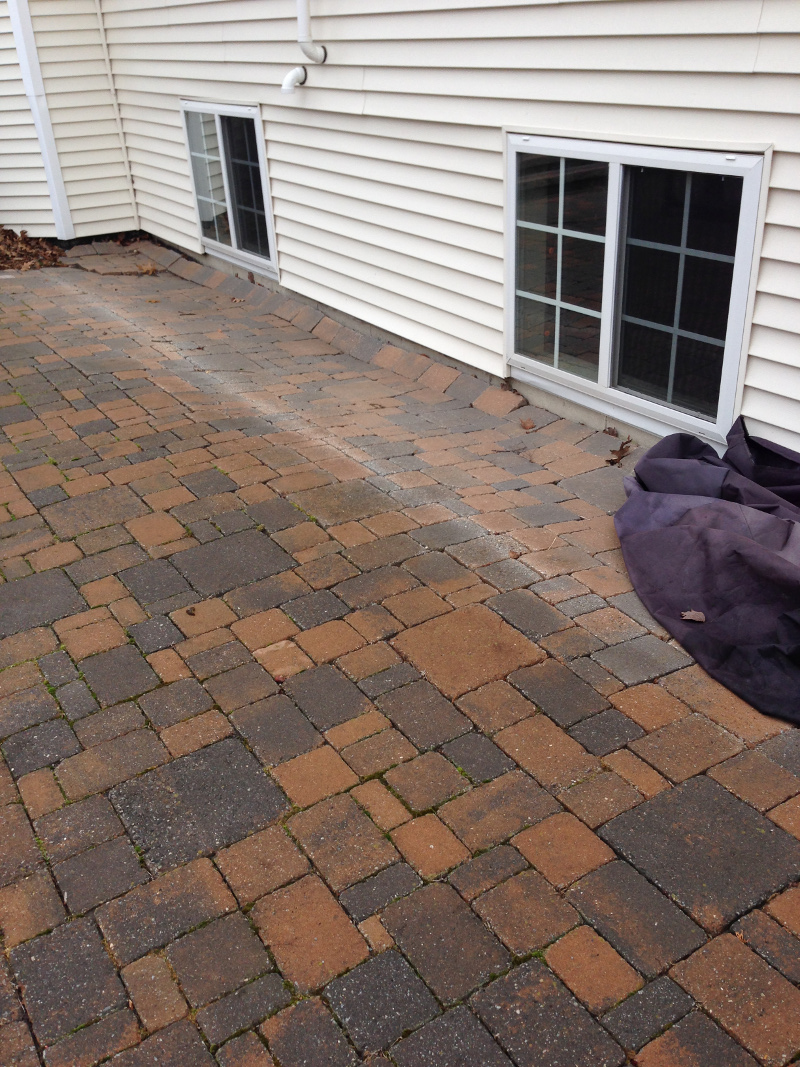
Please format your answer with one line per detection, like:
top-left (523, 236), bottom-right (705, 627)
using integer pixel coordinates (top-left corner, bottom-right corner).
top-left (166, 912), bottom-right (271, 1007)
top-left (600, 976), bottom-right (694, 1051)
top-left (339, 863), bottom-right (422, 923)
top-left (283, 589), bottom-right (350, 629)
top-left (442, 732), bottom-right (516, 782)
top-left (592, 635), bottom-right (692, 685)
top-left (567, 861), bottom-right (706, 977)
top-left (42, 485), bottom-right (148, 538)
top-left (110, 738), bottom-right (289, 871)
top-left (111, 1019), bottom-right (215, 1067)
top-left (265, 998), bottom-right (358, 1067)
top-left (732, 909), bottom-right (800, 983)
top-left (2, 718), bottom-right (80, 776)
top-left (559, 466), bottom-right (629, 514)
top-left (634, 1011), bottom-right (758, 1066)
top-left (138, 677), bottom-right (214, 729)
top-left (392, 1006), bottom-right (512, 1066)
top-left (510, 503), bottom-right (581, 527)
top-left (196, 972), bottom-right (290, 1045)
top-left (180, 469), bottom-right (237, 496)
top-left (80, 645), bottom-right (159, 707)
top-left (248, 497), bottom-right (306, 531)
top-left (324, 950), bottom-right (439, 1052)
top-left (174, 529), bottom-right (292, 596)
top-left (409, 519), bottom-right (485, 550)
top-left (601, 776), bottom-right (800, 933)
top-left (128, 615), bottom-right (183, 654)
top-left (471, 959), bottom-right (625, 1067)
top-left (232, 695), bottom-right (322, 765)
top-left (35, 795), bottom-right (123, 863)
top-left (53, 835), bottom-right (149, 913)
top-left (759, 730), bottom-right (800, 776)
top-left (0, 569), bottom-right (85, 638)
top-left (569, 709), bottom-right (645, 756)
top-left (487, 589), bottom-right (572, 639)
top-left (383, 884), bottom-right (510, 1005)
top-left (509, 659), bottom-right (608, 727)
top-left (0, 686), bottom-right (59, 740)
top-left (283, 665), bottom-right (372, 730)
top-left (10, 917), bottom-right (126, 1044)
top-left (377, 680), bottom-right (471, 750)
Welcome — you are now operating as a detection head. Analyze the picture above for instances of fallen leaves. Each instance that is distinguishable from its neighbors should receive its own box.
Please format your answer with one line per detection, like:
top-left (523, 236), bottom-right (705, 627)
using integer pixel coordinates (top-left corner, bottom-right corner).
top-left (681, 610), bottom-right (706, 623)
top-left (0, 225), bottom-right (64, 271)
top-left (607, 436), bottom-right (633, 465)
top-left (519, 418), bottom-right (536, 432)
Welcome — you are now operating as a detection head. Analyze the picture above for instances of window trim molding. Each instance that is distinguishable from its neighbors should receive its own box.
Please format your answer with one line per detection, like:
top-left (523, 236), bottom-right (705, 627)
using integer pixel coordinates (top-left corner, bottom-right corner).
top-left (504, 132), bottom-right (767, 443)
top-left (180, 99), bottom-right (279, 281)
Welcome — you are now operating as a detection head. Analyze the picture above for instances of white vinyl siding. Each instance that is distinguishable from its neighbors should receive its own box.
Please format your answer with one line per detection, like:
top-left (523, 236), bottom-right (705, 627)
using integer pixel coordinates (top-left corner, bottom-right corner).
top-left (11, 0), bottom-right (800, 447)
top-left (28, 0), bottom-right (135, 237)
top-left (0, 0), bottom-right (54, 235)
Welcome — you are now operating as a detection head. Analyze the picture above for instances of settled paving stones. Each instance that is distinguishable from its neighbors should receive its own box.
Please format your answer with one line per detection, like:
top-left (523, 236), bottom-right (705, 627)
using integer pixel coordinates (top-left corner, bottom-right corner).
top-left (383, 883), bottom-right (511, 1004)
top-left (10, 917), bottom-right (126, 1044)
top-left (175, 530), bottom-right (292, 596)
top-left (3, 252), bottom-right (800, 1065)
top-left (471, 958), bottom-right (625, 1067)
top-left (602, 776), bottom-right (800, 933)
top-left (110, 738), bottom-right (289, 871)
top-left (324, 949), bottom-right (439, 1052)
top-left (566, 861), bottom-right (706, 976)
top-left (0, 570), bottom-right (85, 638)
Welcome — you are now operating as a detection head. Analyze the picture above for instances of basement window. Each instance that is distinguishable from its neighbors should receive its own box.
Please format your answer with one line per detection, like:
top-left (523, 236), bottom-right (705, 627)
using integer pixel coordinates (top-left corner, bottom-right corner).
top-left (506, 135), bottom-right (764, 441)
top-left (182, 101), bottom-right (277, 276)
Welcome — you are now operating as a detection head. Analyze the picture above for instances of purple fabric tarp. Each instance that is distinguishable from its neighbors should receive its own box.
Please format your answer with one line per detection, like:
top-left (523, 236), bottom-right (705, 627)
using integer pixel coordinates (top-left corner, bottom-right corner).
top-left (614, 417), bottom-right (800, 724)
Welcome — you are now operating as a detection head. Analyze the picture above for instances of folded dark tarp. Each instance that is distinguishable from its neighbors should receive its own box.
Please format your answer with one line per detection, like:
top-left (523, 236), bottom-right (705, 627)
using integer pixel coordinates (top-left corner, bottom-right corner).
top-left (614, 417), bottom-right (800, 724)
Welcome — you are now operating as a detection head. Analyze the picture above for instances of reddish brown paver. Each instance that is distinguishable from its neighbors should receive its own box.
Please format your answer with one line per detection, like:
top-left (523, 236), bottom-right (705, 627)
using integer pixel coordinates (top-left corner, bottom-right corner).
top-left (0, 249), bottom-right (797, 1065)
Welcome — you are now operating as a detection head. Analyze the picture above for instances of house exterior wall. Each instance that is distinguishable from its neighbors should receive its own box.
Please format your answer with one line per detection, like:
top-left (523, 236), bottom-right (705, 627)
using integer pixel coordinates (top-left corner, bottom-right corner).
top-left (8, 0), bottom-right (800, 449)
top-left (28, 0), bottom-right (136, 237)
top-left (0, 0), bottom-right (54, 235)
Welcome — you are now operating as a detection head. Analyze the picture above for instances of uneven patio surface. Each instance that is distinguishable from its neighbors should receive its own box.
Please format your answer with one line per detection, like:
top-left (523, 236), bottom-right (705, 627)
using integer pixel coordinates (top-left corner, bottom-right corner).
top-left (0, 242), bottom-right (799, 1067)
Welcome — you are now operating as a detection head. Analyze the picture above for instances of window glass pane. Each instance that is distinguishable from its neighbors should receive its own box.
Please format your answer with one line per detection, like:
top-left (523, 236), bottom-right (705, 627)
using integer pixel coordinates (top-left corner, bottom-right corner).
top-left (627, 166), bottom-right (685, 245)
top-left (221, 115), bottom-right (270, 258)
top-left (516, 227), bottom-right (557, 299)
top-left (617, 321), bottom-right (672, 403)
top-left (672, 337), bottom-right (724, 417)
top-left (561, 236), bottom-right (604, 312)
top-left (687, 173), bottom-right (743, 255)
top-left (679, 256), bottom-right (734, 339)
top-left (559, 308), bottom-right (600, 380)
top-left (563, 159), bottom-right (608, 235)
top-left (516, 298), bottom-right (555, 366)
top-left (623, 245), bottom-right (679, 327)
top-left (517, 155), bottom-right (560, 227)
top-left (186, 111), bottom-right (231, 246)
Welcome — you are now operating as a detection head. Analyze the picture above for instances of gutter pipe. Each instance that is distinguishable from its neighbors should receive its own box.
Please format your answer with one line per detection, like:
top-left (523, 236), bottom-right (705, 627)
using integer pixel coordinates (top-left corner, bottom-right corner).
top-left (7, 0), bottom-right (74, 239)
top-left (281, 0), bottom-right (326, 94)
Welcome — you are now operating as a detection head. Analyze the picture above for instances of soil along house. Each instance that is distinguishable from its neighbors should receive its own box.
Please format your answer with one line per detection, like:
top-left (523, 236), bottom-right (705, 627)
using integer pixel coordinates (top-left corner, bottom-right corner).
top-left (2, 0), bottom-right (798, 450)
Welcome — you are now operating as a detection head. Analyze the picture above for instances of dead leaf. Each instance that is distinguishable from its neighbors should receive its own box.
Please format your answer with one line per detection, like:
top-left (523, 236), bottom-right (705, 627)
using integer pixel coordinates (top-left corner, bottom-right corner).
top-left (146, 299), bottom-right (159, 303)
top-left (519, 418), bottom-right (536, 431)
top-left (231, 297), bottom-right (245, 303)
top-left (0, 225), bottom-right (64, 271)
top-left (681, 610), bottom-right (706, 623)
top-left (606, 436), bottom-right (633, 465)
top-left (604, 426), bottom-right (619, 438)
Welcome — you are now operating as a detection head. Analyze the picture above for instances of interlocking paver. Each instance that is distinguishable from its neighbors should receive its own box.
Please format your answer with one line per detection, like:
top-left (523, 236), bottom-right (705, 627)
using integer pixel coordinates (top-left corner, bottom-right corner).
top-left (1, 249), bottom-right (798, 1065)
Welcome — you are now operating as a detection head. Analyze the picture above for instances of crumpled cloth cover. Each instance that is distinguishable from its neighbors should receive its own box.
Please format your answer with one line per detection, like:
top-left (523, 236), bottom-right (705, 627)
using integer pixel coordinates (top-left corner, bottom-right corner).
top-left (614, 416), bottom-right (800, 723)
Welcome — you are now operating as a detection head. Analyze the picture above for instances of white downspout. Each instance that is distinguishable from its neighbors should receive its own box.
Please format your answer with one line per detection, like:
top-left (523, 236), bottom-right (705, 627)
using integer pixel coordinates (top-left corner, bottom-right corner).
top-left (7, 0), bottom-right (74, 240)
top-left (281, 0), bottom-right (326, 94)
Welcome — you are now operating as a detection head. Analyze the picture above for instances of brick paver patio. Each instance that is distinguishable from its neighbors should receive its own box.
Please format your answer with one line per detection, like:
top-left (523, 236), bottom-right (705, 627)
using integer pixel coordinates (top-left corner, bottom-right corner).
top-left (0, 242), bottom-right (799, 1066)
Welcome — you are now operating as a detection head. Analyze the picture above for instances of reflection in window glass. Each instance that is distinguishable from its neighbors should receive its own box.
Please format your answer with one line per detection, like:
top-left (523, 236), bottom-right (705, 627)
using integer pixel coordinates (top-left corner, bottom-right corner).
top-left (515, 154), bottom-right (608, 378)
top-left (616, 166), bottom-right (742, 419)
top-left (221, 116), bottom-right (270, 258)
top-left (186, 112), bottom-right (231, 246)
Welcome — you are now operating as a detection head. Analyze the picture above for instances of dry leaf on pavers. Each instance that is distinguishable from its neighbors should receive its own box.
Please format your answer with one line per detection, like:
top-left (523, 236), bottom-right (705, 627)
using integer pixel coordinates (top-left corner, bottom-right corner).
top-left (519, 418), bottom-right (536, 431)
top-left (607, 436), bottom-right (632, 465)
top-left (681, 610), bottom-right (706, 623)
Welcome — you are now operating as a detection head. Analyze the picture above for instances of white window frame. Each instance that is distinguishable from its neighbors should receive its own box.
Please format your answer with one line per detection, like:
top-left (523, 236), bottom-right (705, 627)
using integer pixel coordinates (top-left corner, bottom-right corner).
top-left (181, 100), bottom-right (279, 280)
top-left (504, 134), bottom-right (765, 442)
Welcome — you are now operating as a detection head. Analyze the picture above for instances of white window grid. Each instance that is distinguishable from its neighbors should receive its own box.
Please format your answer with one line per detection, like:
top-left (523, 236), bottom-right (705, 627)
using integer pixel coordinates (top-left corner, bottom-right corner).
top-left (505, 134), bottom-right (765, 442)
top-left (180, 100), bottom-right (279, 280)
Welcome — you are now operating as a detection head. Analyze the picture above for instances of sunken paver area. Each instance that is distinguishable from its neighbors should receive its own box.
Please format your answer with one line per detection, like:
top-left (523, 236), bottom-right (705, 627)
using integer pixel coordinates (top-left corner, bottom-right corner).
top-left (0, 247), bottom-right (797, 1067)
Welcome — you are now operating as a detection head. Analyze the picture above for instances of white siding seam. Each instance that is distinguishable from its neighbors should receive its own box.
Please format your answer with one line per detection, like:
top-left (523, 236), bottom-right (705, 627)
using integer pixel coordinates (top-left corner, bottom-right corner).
top-left (6, 0), bottom-right (73, 238)
top-left (93, 0), bottom-right (138, 228)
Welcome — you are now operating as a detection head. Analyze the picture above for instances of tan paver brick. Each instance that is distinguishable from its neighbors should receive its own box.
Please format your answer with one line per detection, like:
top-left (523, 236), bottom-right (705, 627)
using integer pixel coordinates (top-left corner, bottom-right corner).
top-left (391, 814), bottom-right (470, 879)
top-left (545, 924), bottom-right (643, 1013)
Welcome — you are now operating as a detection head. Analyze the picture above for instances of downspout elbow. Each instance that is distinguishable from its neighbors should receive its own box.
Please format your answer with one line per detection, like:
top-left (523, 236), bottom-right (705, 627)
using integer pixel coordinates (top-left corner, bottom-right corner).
top-left (281, 65), bottom-right (307, 94)
top-left (299, 39), bottom-right (326, 64)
